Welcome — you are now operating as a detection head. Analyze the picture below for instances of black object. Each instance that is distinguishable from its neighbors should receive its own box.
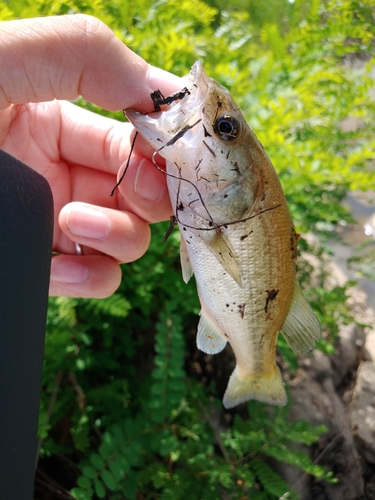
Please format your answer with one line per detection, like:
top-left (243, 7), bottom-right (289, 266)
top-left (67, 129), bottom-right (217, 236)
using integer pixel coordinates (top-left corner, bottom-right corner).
top-left (0, 150), bottom-right (53, 499)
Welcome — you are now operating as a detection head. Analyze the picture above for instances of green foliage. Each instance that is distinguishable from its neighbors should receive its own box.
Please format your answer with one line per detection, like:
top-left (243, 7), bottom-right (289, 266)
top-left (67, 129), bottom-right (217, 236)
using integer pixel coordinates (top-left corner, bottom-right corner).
top-left (71, 419), bottom-right (142, 499)
top-left (70, 396), bottom-right (335, 500)
top-left (348, 239), bottom-right (375, 282)
top-left (149, 306), bottom-right (186, 424)
top-left (1, 0), bottom-right (374, 497)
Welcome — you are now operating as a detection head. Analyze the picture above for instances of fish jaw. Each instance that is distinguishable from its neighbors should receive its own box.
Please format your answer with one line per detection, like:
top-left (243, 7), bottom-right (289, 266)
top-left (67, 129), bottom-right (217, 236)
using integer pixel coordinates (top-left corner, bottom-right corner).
top-left (126, 60), bottom-right (209, 152)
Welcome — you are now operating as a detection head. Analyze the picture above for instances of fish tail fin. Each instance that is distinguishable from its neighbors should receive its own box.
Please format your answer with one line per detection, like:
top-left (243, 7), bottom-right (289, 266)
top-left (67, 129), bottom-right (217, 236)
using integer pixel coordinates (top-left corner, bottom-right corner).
top-left (223, 365), bottom-right (287, 409)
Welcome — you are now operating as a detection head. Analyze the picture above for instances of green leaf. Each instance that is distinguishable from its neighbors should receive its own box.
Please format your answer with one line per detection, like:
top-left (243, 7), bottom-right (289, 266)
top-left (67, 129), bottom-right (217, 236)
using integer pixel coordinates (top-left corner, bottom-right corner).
top-left (89, 453), bottom-right (105, 470)
top-left (101, 469), bottom-right (118, 491)
top-left (251, 458), bottom-right (293, 497)
top-left (70, 487), bottom-right (92, 500)
top-left (82, 465), bottom-right (97, 480)
top-left (98, 443), bottom-right (111, 460)
top-left (94, 479), bottom-right (106, 499)
top-left (111, 423), bottom-right (125, 442)
top-left (109, 458), bottom-right (127, 481)
top-left (123, 473), bottom-right (138, 500)
top-left (77, 476), bottom-right (91, 489)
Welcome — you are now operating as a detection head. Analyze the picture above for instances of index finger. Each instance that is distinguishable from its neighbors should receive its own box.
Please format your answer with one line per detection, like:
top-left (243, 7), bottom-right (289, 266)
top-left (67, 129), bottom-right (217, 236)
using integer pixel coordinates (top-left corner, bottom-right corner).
top-left (0, 14), bottom-right (182, 112)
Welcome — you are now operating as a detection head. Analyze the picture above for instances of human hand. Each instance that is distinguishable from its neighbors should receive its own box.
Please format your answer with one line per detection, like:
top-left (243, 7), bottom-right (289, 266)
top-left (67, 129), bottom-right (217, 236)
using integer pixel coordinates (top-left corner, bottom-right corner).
top-left (0, 14), bottom-right (182, 298)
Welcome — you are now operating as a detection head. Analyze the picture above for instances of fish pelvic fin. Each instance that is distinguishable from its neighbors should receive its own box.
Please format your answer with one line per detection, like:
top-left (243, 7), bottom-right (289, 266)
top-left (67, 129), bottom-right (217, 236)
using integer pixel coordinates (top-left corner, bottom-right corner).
top-left (197, 310), bottom-right (227, 354)
top-left (205, 232), bottom-right (243, 287)
top-left (180, 237), bottom-right (194, 283)
top-left (223, 365), bottom-right (287, 409)
top-left (281, 282), bottom-right (321, 353)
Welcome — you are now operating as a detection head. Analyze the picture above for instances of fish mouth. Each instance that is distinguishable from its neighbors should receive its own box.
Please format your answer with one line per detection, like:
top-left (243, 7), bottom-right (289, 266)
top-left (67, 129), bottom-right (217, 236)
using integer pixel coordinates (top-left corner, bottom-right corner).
top-left (125, 60), bottom-right (210, 150)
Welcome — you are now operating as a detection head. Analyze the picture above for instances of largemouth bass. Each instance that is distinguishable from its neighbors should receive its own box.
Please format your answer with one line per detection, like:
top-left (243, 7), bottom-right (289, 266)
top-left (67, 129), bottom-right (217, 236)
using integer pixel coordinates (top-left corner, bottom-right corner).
top-left (126, 61), bottom-right (320, 408)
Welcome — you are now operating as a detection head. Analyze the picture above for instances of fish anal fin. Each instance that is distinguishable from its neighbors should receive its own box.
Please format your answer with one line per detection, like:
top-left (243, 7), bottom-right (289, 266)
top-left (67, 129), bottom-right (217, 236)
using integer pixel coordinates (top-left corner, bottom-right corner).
top-left (281, 283), bottom-right (321, 353)
top-left (223, 365), bottom-right (287, 408)
top-left (180, 238), bottom-right (194, 283)
top-left (205, 232), bottom-right (243, 287)
top-left (197, 310), bottom-right (227, 354)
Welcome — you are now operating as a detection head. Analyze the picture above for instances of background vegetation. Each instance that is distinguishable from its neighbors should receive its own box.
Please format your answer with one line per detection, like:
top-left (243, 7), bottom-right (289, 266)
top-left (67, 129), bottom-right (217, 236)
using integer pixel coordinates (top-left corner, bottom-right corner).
top-left (1, 0), bottom-right (375, 498)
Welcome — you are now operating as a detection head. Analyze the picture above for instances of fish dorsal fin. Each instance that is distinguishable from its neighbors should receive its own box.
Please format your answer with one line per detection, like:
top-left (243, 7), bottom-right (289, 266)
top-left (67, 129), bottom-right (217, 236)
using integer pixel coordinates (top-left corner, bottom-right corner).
top-left (180, 238), bottom-right (194, 283)
top-left (205, 232), bottom-right (243, 288)
top-left (281, 283), bottom-right (321, 353)
top-left (197, 310), bottom-right (227, 354)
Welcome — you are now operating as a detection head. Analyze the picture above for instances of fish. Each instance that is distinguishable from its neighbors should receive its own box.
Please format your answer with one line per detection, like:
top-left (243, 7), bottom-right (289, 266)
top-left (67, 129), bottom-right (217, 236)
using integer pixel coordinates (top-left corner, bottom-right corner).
top-left (126, 60), bottom-right (320, 408)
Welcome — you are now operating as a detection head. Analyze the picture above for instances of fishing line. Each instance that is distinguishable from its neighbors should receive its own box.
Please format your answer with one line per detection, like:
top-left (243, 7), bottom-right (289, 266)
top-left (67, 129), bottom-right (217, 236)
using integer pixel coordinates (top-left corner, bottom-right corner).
top-left (150, 117), bottom-right (217, 230)
top-left (109, 109), bottom-right (282, 236)
top-left (151, 153), bottom-right (216, 228)
top-left (162, 216), bottom-right (178, 243)
top-left (151, 123), bottom-right (283, 233)
top-left (107, 112), bottom-right (216, 237)
top-left (110, 131), bottom-right (139, 197)
top-left (173, 204), bottom-right (283, 233)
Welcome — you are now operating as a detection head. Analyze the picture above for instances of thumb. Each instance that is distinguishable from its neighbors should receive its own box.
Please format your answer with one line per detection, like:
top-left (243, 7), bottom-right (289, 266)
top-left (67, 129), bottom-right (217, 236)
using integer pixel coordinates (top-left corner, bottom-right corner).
top-left (0, 14), bottom-right (182, 112)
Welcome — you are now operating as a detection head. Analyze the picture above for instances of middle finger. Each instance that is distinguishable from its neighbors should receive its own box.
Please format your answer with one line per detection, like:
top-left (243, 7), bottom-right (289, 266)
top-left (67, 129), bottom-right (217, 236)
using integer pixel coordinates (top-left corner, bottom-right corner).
top-left (58, 202), bottom-right (151, 263)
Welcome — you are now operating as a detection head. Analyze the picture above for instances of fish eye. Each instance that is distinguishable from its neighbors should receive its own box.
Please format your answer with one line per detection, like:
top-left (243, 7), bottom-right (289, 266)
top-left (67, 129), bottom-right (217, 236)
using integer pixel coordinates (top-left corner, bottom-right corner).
top-left (213, 114), bottom-right (239, 141)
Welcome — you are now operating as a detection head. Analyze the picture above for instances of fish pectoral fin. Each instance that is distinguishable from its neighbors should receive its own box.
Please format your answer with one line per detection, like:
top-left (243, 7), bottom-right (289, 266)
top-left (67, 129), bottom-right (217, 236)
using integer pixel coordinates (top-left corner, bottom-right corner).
top-left (281, 283), bottom-right (321, 353)
top-left (180, 238), bottom-right (194, 284)
top-left (197, 310), bottom-right (227, 354)
top-left (205, 232), bottom-right (243, 287)
top-left (223, 365), bottom-right (287, 409)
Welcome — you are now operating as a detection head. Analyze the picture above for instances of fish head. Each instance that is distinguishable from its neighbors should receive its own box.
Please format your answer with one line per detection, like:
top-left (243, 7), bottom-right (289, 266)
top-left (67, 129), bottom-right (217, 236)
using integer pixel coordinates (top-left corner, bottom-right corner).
top-left (126, 61), bottom-right (265, 224)
top-left (126, 60), bottom-right (247, 158)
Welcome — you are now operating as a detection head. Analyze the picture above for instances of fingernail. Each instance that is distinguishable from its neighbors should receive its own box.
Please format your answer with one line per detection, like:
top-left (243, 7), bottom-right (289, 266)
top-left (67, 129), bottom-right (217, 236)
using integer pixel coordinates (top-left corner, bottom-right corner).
top-left (50, 259), bottom-right (88, 284)
top-left (67, 207), bottom-right (111, 239)
top-left (134, 159), bottom-right (167, 201)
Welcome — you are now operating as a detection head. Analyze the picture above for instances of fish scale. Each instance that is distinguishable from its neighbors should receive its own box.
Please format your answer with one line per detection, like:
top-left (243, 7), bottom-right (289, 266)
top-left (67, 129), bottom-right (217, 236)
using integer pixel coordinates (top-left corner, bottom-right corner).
top-left (126, 60), bottom-right (321, 408)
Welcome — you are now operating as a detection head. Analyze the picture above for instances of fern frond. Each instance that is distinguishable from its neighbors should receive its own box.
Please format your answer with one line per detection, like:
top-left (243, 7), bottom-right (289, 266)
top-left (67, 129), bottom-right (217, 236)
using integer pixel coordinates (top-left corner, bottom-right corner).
top-left (148, 304), bottom-right (186, 423)
top-left (251, 458), bottom-right (296, 499)
top-left (84, 294), bottom-right (132, 318)
top-left (70, 419), bottom-right (142, 500)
